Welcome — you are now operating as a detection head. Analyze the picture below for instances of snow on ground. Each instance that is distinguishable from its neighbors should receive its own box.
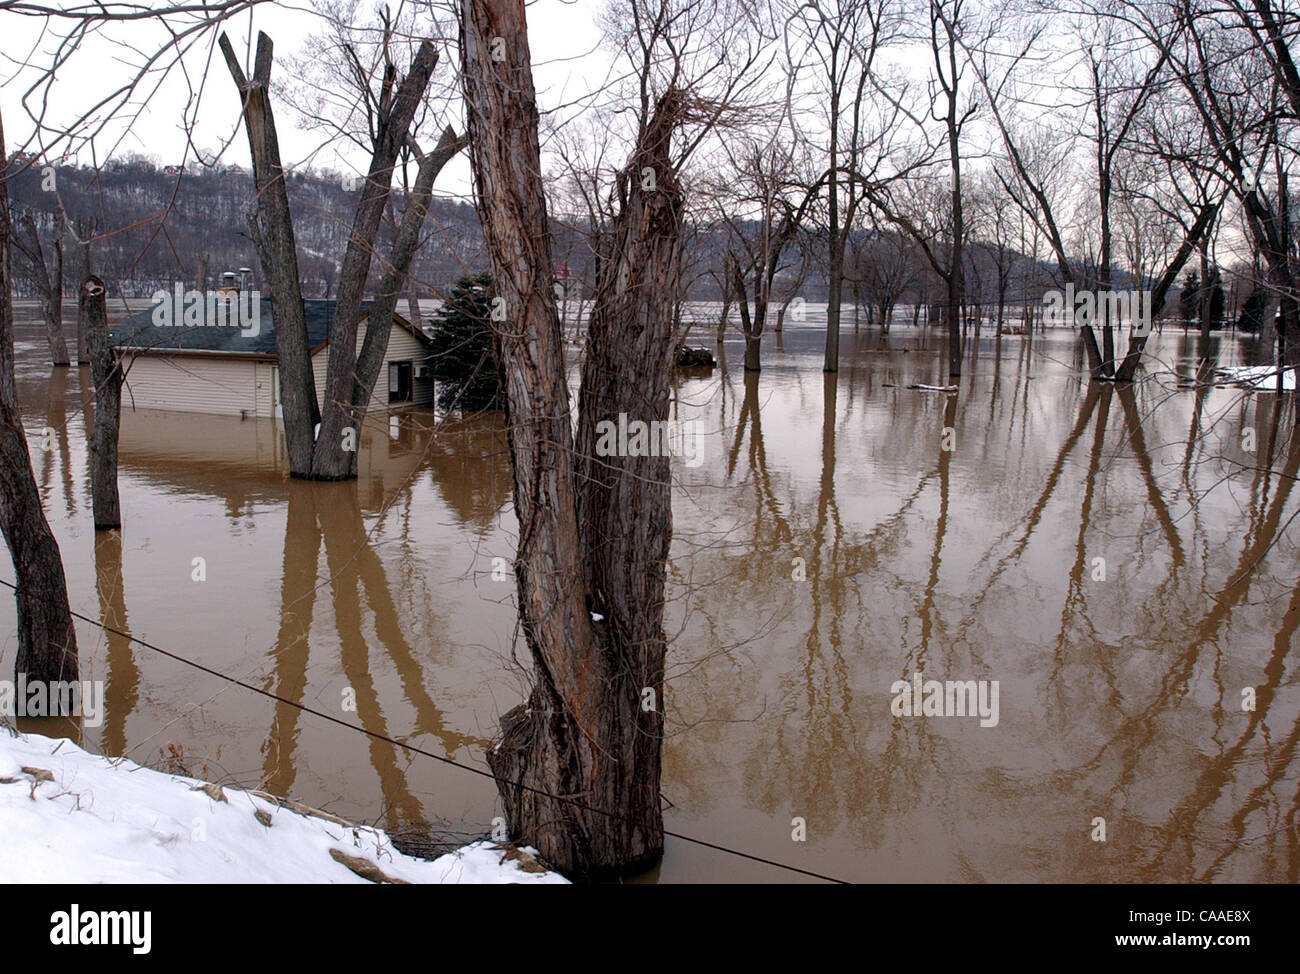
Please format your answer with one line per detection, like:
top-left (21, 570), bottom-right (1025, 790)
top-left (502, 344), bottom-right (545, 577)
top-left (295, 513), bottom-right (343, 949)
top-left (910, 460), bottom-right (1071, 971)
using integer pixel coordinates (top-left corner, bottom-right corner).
top-left (0, 729), bottom-right (566, 884)
top-left (1215, 365), bottom-right (1297, 391)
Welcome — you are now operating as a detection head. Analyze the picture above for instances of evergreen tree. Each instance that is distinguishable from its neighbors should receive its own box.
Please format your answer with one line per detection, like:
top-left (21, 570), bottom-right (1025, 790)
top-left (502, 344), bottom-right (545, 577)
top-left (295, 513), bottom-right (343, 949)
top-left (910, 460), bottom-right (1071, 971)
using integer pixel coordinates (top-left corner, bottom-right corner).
top-left (1238, 290), bottom-right (1266, 333)
top-left (428, 272), bottom-right (502, 411)
top-left (1179, 271), bottom-right (1200, 323)
top-left (1208, 272), bottom-right (1225, 329)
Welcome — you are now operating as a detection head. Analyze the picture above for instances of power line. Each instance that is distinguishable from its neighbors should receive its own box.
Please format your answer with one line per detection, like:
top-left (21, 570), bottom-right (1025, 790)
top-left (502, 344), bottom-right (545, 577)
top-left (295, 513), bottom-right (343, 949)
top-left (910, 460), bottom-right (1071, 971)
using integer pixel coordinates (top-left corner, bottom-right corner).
top-left (0, 576), bottom-right (848, 884)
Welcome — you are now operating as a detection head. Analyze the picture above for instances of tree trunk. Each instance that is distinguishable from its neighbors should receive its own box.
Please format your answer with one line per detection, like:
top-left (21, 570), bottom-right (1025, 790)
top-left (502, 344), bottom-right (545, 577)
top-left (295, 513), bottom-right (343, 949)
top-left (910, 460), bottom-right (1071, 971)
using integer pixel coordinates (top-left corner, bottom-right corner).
top-left (407, 285), bottom-right (422, 330)
top-left (0, 113), bottom-right (78, 690)
top-left (346, 127), bottom-right (466, 479)
top-left (824, 167), bottom-right (841, 370)
top-left (47, 214), bottom-right (68, 367)
top-left (18, 212), bottom-right (70, 367)
top-left (1114, 201), bottom-right (1217, 382)
top-left (310, 41), bottom-right (439, 481)
top-left (946, 92), bottom-right (964, 377)
top-left (83, 276), bottom-right (121, 530)
top-left (1198, 247), bottom-right (1213, 340)
top-left (75, 233), bottom-right (91, 364)
top-left (566, 89), bottom-right (686, 878)
top-left (221, 32), bottom-right (320, 476)
top-left (717, 261), bottom-right (733, 344)
top-left (462, 0), bottom-right (682, 879)
top-left (96, 529), bottom-right (136, 758)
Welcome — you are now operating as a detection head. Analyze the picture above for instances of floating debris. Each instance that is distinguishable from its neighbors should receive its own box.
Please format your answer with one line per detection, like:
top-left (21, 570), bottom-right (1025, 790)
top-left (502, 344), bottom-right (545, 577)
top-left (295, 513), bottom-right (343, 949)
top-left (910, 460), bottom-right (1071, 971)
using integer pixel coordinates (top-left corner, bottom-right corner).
top-left (675, 346), bottom-right (716, 368)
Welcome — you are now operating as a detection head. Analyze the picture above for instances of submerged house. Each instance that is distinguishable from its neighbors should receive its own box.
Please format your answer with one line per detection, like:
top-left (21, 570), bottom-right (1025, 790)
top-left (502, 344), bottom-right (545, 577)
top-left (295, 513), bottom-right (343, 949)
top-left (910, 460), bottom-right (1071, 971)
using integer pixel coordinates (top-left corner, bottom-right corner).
top-left (112, 291), bottom-right (435, 418)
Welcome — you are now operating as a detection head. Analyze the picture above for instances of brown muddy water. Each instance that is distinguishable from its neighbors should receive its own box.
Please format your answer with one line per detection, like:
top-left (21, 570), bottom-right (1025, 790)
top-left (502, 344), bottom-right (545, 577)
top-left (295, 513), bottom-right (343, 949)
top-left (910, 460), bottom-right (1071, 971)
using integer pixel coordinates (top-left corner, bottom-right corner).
top-left (4, 300), bottom-right (1300, 883)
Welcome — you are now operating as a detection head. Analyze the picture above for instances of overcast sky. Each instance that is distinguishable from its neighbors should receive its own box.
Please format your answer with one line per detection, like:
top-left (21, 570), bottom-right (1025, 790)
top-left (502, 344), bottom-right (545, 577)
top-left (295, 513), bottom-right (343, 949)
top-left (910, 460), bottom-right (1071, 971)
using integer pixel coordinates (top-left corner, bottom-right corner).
top-left (1, 0), bottom-right (613, 203)
top-left (4, 1), bottom-right (1251, 264)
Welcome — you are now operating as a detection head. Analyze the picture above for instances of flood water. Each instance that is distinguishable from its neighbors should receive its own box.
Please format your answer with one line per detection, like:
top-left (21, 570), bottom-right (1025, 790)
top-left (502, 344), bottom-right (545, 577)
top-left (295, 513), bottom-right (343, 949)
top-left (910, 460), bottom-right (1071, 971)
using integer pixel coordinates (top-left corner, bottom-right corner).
top-left (5, 300), bottom-right (1300, 883)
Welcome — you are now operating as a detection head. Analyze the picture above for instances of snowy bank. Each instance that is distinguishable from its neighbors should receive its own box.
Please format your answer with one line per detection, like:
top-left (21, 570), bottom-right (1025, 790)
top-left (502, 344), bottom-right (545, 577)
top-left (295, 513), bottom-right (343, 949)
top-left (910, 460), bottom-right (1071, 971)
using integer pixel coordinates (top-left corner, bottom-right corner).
top-left (0, 729), bottom-right (566, 884)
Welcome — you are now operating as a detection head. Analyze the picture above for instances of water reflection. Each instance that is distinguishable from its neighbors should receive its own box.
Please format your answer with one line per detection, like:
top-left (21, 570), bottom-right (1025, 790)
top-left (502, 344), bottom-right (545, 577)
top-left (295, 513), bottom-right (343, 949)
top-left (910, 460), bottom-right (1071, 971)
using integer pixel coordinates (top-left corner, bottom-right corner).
top-left (96, 529), bottom-right (137, 757)
top-left (261, 478), bottom-right (489, 828)
top-left (4, 309), bottom-right (1300, 882)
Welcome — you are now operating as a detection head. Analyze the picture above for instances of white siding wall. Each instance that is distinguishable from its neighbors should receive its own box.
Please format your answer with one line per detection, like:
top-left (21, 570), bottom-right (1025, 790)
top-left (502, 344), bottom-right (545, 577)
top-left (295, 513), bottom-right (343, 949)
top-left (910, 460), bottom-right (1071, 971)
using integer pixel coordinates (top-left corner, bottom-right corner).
top-left (123, 355), bottom-right (257, 417)
top-left (126, 315), bottom-right (431, 417)
top-left (371, 321), bottom-right (435, 409)
top-left (308, 320), bottom-right (433, 413)
top-left (254, 361), bottom-right (277, 418)
top-left (311, 345), bottom-right (330, 413)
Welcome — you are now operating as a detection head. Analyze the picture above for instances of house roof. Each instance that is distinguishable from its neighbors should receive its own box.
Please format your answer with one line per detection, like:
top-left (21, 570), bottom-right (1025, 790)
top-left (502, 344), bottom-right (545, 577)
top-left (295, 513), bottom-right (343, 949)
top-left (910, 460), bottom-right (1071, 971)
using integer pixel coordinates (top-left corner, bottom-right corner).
top-left (112, 297), bottom-right (429, 361)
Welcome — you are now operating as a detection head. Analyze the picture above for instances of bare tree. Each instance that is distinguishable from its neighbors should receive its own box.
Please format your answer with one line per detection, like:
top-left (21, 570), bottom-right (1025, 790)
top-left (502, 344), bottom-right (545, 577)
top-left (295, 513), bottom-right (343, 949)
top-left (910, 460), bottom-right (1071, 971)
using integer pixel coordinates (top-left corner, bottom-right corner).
top-left (967, 170), bottom-right (1020, 337)
top-left (928, 0), bottom-right (974, 377)
top-left (968, 5), bottom-right (1217, 380)
top-left (852, 220), bottom-right (919, 331)
top-left (463, 0), bottom-right (765, 878)
top-left (221, 24), bottom-right (463, 479)
top-left (783, 0), bottom-right (898, 371)
top-left (11, 208), bottom-right (70, 366)
top-left (1129, 0), bottom-right (1300, 378)
top-left (0, 112), bottom-right (78, 691)
top-left (708, 135), bottom-right (822, 370)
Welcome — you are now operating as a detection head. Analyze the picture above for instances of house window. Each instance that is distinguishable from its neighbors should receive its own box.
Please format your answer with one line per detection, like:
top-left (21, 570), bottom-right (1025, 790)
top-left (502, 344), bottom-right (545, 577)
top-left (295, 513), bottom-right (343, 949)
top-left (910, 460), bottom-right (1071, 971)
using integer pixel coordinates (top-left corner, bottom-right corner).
top-left (388, 361), bottom-right (413, 403)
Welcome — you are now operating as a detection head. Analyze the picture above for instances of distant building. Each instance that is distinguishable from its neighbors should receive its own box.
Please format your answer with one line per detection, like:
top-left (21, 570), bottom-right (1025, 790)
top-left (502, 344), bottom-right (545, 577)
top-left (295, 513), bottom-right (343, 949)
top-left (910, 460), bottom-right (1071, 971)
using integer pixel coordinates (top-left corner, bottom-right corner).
top-left (554, 264), bottom-right (584, 301)
top-left (112, 296), bottom-right (435, 418)
top-left (162, 165), bottom-right (184, 175)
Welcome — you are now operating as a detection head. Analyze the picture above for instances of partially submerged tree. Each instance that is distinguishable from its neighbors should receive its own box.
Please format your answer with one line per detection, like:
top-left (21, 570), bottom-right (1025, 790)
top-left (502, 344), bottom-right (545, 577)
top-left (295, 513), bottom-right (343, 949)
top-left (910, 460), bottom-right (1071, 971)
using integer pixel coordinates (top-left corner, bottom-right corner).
top-left (462, 0), bottom-right (764, 878)
top-left (967, 4), bottom-right (1218, 381)
top-left (82, 275), bottom-right (122, 530)
top-left (222, 23), bottom-right (464, 480)
top-left (709, 136), bottom-right (821, 370)
top-left (12, 207), bottom-right (71, 367)
top-left (0, 113), bottom-right (79, 691)
top-left (782, 0), bottom-right (897, 372)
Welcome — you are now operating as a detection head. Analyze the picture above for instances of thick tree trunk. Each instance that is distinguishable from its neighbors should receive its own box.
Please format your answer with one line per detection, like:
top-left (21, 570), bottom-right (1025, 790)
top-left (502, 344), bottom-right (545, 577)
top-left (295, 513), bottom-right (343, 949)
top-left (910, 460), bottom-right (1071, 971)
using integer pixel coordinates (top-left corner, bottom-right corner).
top-left (1080, 318), bottom-right (1104, 376)
top-left (462, 0), bottom-right (611, 877)
top-left (462, 0), bottom-right (678, 879)
top-left (0, 114), bottom-right (78, 690)
top-left (83, 276), bottom-right (121, 529)
top-left (565, 88), bottom-right (685, 877)
top-left (221, 33), bottom-right (320, 475)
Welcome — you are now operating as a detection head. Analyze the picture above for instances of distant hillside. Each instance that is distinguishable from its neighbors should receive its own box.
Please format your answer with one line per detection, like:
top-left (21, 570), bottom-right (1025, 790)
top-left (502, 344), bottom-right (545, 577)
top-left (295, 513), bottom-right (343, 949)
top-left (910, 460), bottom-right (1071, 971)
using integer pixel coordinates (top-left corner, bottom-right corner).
top-left (6, 154), bottom-right (1079, 311)
top-left (4, 156), bottom-right (493, 300)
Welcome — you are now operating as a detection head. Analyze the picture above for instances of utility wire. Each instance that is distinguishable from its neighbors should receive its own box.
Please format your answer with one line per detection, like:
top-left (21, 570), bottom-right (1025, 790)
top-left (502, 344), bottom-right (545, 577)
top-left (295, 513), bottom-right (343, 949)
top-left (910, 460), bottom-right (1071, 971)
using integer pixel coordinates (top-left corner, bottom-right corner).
top-left (0, 576), bottom-right (849, 884)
